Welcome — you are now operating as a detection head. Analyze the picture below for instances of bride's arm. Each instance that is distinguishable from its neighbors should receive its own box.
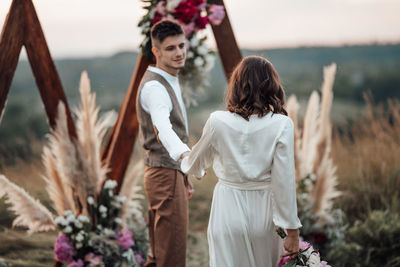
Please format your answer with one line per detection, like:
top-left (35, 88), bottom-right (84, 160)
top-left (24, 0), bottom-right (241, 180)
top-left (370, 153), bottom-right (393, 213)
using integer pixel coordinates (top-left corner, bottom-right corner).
top-left (180, 116), bottom-right (215, 178)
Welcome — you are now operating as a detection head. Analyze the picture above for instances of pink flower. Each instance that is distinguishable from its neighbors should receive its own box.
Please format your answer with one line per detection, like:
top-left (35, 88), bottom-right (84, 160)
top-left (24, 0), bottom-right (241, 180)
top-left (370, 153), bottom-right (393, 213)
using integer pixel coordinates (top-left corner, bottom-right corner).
top-left (299, 240), bottom-right (313, 251)
top-left (182, 22), bottom-right (195, 36)
top-left (154, 1), bottom-right (167, 16)
top-left (277, 255), bottom-right (291, 267)
top-left (321, 261), bottom-right (332, 267)
top-left (151, 12), bottom-right (164, 25)
top-left (116, 228), bottom-right (135, 250)
top-left (68, 259), bottom-right (84, 267)
top-left (208, 5), bottom-right (225, 25)
top-left (135, 253), bottom-right (145, 265)
top-left (54, 234), bottom-right (74, 263)
top-left (85, 253), bottom-right (104, 267)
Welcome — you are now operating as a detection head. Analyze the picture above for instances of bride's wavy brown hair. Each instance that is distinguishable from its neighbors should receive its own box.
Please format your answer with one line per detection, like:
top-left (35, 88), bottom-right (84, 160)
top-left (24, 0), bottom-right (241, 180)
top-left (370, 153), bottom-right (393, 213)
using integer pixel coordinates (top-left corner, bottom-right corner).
top-left (226, 56), bottom-right (288, 120)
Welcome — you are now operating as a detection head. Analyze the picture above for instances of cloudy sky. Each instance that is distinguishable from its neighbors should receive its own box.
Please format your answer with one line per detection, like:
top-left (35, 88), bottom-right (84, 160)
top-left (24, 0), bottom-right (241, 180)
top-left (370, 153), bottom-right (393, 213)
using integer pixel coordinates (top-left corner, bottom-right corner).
top-left (0, 0), bottom-right (399, 58)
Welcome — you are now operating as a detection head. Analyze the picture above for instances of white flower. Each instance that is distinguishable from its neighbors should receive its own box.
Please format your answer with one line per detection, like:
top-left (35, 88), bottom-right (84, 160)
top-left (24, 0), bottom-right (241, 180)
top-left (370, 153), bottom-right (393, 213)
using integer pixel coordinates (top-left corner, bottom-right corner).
top-left (97, 225), bottom-right (103, 230)
top-left (65, 226), bottom-right (73, 233)
top-left (64, 210), bottom-right (73, 216)
top-left (76, 242), bottom-right (82, 249)
top-left (78, 215), bottom-right (90, 223)
top-left (74, 220), bottom-right (83, 229)
top-left (205, 54), bottom-right (215, 71)
top-left (87, 196), bottom-right (95, 205)
top-left (117, 196), bottom-right (126, 203)
top-left (101, 213), bottom-right (107, 218)
top-left (104, 180), bottom-right (117, 189)
top-left (307, 253), bottom-right (322, 267)
top-left (194, 57), bottom-right (204, 67)
top-left (99, 205), bottom-right (108, 214)
top-left (187, 51), bottom-right (194, 59)
top-left (190, 36), bottom-right (200, 47)
top-left (197, 45), bottom-right (208, 56)
top-left (114, 218), bottom-right (122, 225)
top-left (55, 216), bottom-right (67, 226)
top-left (75, 233), bottom-right (84, 242)
top-left (103, 228), bottom-right (115, 236)
top-left (66, 214), bottom-right (75, 224)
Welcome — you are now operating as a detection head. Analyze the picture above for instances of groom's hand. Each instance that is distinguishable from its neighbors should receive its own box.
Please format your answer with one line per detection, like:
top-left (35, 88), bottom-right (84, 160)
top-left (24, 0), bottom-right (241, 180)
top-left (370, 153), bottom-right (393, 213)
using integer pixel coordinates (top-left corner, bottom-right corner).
top-left (187, 179), bottom-right (194, 199)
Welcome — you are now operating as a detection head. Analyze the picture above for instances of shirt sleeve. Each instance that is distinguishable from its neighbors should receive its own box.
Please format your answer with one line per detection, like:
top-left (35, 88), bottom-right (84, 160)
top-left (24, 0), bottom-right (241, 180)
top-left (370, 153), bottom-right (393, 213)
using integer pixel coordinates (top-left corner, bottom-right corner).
top-left (140, 81), bottom-right (190, 161)
top-left (180, 116), bottom-right (215, 178)
top-left (270, 118), bottom-right (302, 230)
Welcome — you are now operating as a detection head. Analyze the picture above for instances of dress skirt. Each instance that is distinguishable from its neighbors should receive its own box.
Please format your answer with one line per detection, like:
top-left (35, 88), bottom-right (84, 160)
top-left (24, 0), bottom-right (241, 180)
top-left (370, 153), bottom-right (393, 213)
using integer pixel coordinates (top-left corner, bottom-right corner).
top-left (207, 182), bottom-right (283, 267)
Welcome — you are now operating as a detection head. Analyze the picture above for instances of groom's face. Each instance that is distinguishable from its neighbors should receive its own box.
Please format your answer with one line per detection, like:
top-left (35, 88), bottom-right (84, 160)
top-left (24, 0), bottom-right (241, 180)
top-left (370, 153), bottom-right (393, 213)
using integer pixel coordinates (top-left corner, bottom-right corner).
top-left (153, 34), bottom-right (186, 71)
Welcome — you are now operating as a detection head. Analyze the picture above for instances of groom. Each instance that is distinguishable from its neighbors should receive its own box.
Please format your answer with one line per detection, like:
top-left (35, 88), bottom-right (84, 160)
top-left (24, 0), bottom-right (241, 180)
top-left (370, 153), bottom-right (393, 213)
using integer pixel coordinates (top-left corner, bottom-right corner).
top-left (136, 20), bottom-right (193, 267)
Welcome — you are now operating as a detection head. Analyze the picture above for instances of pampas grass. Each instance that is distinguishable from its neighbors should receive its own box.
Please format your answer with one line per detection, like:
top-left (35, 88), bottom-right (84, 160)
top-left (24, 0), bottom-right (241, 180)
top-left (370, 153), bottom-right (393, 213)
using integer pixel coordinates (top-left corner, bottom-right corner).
top-left (287, 63), bottom-right (340, 223)
top-left (0, 175), bottom-right (55, 234)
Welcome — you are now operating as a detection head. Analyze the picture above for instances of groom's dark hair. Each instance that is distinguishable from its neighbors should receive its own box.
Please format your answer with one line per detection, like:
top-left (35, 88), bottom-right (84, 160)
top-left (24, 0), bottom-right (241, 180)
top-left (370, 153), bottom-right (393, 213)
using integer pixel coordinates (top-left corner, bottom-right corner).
top-left (151, 20), bottom-right (185, 47)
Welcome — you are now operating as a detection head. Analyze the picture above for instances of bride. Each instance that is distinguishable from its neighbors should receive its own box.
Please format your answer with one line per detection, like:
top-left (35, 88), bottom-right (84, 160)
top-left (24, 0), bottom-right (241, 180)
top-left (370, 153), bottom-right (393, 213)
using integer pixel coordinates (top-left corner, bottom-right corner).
top-left (180, 56), bottom-right (302, 267)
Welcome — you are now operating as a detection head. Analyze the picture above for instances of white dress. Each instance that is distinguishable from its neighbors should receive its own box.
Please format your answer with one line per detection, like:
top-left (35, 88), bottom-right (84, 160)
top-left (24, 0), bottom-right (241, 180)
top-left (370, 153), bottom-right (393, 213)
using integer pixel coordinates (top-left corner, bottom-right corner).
top-left (181, 111), bottom-right (302, 267)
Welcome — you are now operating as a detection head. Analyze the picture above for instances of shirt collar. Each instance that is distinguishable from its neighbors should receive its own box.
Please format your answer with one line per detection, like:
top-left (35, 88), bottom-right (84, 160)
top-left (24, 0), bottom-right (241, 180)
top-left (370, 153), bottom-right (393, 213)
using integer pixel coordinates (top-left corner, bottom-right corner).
top-left (148, 66), bottom-right (179, 83)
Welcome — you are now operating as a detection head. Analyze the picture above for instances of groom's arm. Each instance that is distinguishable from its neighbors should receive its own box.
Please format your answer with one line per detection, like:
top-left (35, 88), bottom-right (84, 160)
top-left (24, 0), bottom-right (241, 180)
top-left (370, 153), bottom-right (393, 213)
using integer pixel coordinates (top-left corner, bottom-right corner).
top-left (140, 81), bottom-right (190, 161)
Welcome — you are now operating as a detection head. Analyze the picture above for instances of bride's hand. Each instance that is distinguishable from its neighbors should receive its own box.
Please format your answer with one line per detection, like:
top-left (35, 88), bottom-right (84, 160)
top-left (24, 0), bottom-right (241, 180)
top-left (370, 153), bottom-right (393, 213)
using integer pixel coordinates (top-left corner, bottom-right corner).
top-left (187, 179), bottom-right (194, 199)
top-left (281, 229), bottom-right (299, 259)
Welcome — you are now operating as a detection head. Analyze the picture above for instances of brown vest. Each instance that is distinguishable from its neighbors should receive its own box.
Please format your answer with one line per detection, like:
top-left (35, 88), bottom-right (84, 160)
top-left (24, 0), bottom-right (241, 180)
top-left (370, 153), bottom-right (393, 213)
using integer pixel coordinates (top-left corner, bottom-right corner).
top-left (136, 69), bottom-right (189, 170)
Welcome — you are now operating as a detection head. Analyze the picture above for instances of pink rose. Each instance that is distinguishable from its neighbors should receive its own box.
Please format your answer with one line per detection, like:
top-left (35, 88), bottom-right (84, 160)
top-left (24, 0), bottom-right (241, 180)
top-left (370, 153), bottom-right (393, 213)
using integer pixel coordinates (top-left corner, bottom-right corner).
top-left (85, 253), bottom-right (104, 267)
top-left (68, 259), bottom-right (84, 267)
top-left (154, 1), bottom-right (167, 16)
top-left (321, 261), bottom-right (332, 267)
top-left (182, 22), bottom-right (195, 36)
top-left (277, 255), bottom-right (291, 267)
top-left (208, 4), bottom-right (225, 25)
top-left (116, 228), bottom-right (135, 250)
top-left (135, 253), bottom-right (145, 265)
top-left (54, 234), bottom-right (74, 263)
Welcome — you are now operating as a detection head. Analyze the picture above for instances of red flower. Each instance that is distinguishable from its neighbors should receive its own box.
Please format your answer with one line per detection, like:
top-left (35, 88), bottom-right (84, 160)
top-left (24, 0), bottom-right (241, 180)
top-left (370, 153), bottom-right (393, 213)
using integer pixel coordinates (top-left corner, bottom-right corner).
top-left (310, 231), bottom-right (327, 244)
top-left (190, 0), bottom-right (205, 7)
top-left (195, 15), bottom-right (209, 29)
top-left (151, 12), bottom-right (163, 25)
top-left (174, 1), bottom-right (197, 24)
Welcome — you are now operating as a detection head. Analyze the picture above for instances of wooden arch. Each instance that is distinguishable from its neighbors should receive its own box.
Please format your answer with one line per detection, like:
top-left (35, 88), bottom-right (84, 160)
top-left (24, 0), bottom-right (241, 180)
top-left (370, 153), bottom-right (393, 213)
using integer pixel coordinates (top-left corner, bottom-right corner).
top-left (0, 0), bottom-right (242, 193)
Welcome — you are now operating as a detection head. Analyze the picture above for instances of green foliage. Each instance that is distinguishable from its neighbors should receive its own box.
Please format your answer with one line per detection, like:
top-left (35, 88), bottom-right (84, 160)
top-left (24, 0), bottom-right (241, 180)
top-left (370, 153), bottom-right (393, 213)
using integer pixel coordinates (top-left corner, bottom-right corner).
top-left (327, 210), bottom-right (400, 267)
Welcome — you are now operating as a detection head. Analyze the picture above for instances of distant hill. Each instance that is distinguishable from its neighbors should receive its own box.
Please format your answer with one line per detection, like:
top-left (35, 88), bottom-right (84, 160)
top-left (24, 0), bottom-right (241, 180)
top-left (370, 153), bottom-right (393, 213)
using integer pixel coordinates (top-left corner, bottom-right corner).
top-left (10, 43), bottom-right (400, 105)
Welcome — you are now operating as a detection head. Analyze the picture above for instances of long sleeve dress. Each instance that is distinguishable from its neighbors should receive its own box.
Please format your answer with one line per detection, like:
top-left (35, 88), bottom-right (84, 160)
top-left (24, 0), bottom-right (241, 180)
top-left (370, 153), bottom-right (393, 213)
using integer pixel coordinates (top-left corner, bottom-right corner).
top-left (181, 110), bottom-right (302, 267)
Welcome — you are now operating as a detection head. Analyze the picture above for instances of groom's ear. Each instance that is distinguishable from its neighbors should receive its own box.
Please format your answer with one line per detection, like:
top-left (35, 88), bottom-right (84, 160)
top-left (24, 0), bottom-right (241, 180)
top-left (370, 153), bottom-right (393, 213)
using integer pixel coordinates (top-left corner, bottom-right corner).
top-left (152, 46), bottom-right (160, 58)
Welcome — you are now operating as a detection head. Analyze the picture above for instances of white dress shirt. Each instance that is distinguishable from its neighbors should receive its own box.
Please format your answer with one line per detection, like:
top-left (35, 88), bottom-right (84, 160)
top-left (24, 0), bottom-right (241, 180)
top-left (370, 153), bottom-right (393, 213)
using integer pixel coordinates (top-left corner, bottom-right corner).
top-left (139, 66), bottom-right (190, 161)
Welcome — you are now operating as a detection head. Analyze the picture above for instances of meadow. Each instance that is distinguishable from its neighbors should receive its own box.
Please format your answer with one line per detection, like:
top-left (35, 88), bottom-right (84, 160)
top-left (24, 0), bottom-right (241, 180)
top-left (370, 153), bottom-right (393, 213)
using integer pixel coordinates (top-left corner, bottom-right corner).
top-left (0, 45), bottom-right (399, 266)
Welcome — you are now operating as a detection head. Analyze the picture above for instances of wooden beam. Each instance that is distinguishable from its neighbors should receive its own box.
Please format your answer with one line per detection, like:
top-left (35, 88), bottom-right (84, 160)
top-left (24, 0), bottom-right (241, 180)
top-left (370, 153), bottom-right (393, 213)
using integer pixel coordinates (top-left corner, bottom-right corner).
top-left (23, 0), bottom-right (77, 138)
top-left (101, 54), bottom-right (152, 192)
top-left (0, 0), bottom-right (24, 119)
top-left (208, 0), bottom-right (242, 80)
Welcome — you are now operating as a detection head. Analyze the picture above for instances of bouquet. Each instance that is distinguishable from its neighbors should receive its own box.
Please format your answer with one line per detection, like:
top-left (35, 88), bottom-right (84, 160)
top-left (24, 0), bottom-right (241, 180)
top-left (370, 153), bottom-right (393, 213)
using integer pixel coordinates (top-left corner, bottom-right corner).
top-left (138, 0), bottom-right (226, 106)
top-left (276, 228), bottom-right (331, 267)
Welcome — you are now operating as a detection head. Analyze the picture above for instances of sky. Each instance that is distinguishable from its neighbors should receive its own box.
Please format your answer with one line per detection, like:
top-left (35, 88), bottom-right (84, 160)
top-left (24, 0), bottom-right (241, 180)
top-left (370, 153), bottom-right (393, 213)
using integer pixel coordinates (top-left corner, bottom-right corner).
top-left (0, 0), bottom-right (399, 58)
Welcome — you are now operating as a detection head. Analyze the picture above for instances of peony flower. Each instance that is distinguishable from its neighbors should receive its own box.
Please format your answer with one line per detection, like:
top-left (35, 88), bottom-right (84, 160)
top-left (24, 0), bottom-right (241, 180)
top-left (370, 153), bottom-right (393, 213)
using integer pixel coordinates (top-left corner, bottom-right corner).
top-left (54, 234), bottom-right (74, 263)
top-left (85, 253), bottom-right (104, 267)
top-left (197, 45), bottom-right (208, 56)
top-left (190, 36), bottom-right (199, 47)
top-left (195, 15), bottom-right (209, 30)
top-left (68, 259), bottom-right (84, 267)
top-left (174, 0), bottom-right (197, 24)
top-left (116, 228), bottom-right (135, 250)
top-left (321, 260), bottom-right (332, 267)
top-left (135, 253), bottom-right (145, 265)
top-left (307, 252), bottom-right (322, 267)
top-left (208, 4), bottom-right (225, 25)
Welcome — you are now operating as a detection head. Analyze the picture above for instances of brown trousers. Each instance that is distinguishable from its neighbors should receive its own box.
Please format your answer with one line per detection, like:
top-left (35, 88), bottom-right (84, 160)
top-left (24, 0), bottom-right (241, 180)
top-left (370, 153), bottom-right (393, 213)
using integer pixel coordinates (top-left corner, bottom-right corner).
top-left (143, 166), bottom-right (189, 267)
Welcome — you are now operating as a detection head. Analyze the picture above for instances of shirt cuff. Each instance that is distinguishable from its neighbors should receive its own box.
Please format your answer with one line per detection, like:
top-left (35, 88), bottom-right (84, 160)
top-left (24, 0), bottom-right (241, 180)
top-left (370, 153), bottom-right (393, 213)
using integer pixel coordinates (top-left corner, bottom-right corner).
top-left (170, 143), bottom-right (191, 161)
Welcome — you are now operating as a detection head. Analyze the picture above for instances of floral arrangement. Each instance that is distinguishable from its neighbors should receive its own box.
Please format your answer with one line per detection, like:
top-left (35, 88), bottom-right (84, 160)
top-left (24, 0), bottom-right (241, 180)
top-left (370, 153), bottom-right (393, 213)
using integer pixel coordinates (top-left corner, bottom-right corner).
top-left (0, 72), bottom-right (148, 266)
top-left (54, 180), bottom-right (147, 267)
top-left (277, 240), bottom-right (331, 267)
top-left (138, 0), bottom-right (226, 106)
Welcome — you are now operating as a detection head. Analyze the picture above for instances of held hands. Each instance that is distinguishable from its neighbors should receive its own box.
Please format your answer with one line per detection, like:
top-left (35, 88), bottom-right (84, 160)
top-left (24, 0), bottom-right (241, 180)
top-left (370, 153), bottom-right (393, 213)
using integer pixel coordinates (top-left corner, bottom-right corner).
top-left (187, 179), bottom-right (194, 199)
top-left (281, 229), bottom-right (300, 259)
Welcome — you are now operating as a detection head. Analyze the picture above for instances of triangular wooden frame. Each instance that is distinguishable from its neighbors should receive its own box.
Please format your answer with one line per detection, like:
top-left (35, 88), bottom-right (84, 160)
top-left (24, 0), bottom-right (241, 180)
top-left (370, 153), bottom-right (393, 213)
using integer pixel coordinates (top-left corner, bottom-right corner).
top-left (0, 0), bottom-right (77, 138)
